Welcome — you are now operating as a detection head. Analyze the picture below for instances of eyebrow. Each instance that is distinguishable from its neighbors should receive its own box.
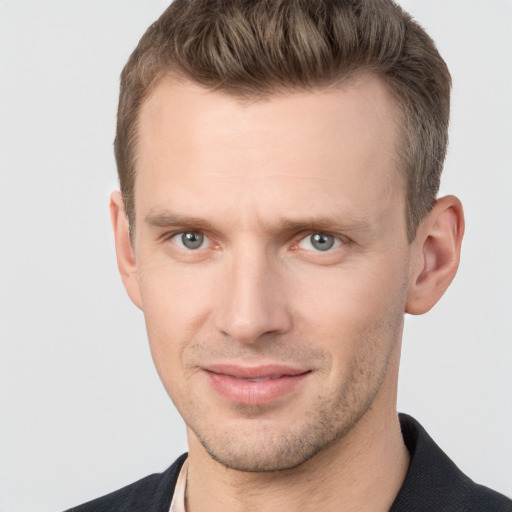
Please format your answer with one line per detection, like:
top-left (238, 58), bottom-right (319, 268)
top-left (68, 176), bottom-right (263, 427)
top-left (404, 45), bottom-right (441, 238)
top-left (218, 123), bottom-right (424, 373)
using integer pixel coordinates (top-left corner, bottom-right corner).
top-left (145, 210), bottom-right (372, 234)
top-left (278, 217), bottom-right (371, 234)
top-left (145, 211), bottom-right (216, 230)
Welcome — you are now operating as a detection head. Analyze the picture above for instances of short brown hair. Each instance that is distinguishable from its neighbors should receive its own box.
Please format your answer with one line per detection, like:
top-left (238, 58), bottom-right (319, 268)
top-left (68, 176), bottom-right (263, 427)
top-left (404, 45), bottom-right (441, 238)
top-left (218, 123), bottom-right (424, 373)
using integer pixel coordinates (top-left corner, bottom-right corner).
top-left (115, 0), bottom-right (451, 242)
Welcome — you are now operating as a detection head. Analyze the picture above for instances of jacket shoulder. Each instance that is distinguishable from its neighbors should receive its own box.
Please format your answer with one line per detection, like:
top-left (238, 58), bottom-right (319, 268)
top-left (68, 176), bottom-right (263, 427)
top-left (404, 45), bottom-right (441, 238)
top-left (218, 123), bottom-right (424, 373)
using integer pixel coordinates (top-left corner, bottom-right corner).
top-left (391, 414), bottom-right (512, 511)
top-left (467, 482), bottom-right (512, 512)
top-left (64, 454), bottom-right (187, 512)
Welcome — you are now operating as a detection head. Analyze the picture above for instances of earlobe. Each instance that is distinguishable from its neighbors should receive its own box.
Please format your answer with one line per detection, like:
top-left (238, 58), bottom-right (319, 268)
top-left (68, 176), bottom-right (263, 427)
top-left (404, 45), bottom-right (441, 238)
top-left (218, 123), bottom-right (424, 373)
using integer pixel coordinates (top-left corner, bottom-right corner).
top-left (405, 195), bottom-right (465, 315)
top-left (110, 191), bottom-right (143, 310)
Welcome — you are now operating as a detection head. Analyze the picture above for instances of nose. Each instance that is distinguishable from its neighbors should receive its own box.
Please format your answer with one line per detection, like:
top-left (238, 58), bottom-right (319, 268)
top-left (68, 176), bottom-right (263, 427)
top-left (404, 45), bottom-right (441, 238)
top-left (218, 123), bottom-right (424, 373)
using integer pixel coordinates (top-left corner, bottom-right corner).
top-left (213, 245), bottom-right (293, 344)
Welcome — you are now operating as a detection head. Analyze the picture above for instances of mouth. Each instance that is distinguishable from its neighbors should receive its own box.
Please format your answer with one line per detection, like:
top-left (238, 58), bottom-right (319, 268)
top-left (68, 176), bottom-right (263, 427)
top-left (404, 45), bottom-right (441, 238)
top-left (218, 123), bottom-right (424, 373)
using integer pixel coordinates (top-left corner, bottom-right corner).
top-left (202, 364), bottom-right (311, 406)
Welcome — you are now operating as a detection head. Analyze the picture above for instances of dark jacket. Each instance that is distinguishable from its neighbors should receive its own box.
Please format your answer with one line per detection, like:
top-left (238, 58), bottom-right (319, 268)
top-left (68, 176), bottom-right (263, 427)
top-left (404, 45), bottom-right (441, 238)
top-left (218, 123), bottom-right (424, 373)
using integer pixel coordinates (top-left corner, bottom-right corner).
top-left (65, 414), bottom-right (512, 511)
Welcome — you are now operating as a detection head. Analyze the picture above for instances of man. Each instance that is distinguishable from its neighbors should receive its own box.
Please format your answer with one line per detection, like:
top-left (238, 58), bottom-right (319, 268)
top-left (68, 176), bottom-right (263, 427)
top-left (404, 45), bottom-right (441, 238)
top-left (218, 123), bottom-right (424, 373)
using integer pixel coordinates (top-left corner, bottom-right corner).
top-left (66, 0), bottom-right (512, 510)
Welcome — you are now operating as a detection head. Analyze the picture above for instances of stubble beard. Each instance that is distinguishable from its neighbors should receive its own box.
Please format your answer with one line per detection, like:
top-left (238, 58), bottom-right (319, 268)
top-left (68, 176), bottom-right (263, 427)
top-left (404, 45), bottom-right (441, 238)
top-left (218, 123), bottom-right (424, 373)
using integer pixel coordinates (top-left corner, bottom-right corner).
top-left (186, 331), bottom-right (399, 473)
top-left (194, 391), bottom-right (371, 473)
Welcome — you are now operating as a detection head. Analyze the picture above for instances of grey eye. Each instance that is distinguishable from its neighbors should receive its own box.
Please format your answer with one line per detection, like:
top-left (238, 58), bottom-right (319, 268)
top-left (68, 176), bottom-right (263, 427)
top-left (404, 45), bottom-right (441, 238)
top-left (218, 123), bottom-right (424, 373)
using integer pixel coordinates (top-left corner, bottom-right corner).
top-left (180, 232), bottom-right (204, 249)
top-left (310, 233), bottom-right (335, 251)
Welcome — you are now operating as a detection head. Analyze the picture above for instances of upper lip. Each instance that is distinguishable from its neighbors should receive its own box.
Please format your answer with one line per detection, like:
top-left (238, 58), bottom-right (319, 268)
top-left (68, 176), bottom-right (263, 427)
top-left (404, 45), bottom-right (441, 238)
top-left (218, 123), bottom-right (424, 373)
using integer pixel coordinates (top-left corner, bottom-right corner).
top-left (203, 363), bottom-right (310, 379)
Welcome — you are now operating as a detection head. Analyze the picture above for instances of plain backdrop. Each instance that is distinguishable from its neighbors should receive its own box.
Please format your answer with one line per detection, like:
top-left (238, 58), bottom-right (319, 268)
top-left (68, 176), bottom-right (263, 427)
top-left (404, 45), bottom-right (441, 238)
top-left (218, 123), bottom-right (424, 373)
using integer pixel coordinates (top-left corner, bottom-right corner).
top-left (1, 1), bottom-right (511, 511)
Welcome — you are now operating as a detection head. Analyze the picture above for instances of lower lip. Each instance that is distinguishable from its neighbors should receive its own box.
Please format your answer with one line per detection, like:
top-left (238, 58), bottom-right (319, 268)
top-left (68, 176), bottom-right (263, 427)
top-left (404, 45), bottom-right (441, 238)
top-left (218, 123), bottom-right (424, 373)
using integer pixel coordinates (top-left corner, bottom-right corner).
top-left (205, 371), bottom-right (309, 406)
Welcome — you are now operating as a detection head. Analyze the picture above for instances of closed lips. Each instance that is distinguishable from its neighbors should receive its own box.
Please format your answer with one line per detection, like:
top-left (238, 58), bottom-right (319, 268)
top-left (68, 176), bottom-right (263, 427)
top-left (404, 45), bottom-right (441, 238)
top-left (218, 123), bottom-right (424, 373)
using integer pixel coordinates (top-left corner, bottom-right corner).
top-left (203, 364), bottom-right (310, 379)
top-left (203, 365), bottom-right (311, 406)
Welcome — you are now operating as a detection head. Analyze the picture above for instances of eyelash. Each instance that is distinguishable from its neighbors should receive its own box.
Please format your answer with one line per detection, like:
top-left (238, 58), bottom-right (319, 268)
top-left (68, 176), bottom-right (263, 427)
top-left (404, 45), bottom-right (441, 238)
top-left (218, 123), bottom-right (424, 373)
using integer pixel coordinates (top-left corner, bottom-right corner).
top-left (166, 230), bottom-right (345, 253)
top-left (295, 233), bottom-right (343, 252)
top-left (169, 231), bottom-right (212, 250)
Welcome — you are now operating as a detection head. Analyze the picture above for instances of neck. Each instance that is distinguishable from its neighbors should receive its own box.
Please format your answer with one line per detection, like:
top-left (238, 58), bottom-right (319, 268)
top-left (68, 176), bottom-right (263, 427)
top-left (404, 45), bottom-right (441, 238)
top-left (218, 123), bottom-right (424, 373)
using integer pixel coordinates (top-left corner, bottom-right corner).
top-left (185, 356), bottom-right (408, 512)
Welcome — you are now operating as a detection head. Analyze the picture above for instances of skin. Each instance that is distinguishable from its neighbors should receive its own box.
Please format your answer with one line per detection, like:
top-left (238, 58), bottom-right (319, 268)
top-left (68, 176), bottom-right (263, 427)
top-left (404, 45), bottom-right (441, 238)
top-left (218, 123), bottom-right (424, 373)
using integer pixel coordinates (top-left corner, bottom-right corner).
top-left (112, 73), bottom-right (464, 512)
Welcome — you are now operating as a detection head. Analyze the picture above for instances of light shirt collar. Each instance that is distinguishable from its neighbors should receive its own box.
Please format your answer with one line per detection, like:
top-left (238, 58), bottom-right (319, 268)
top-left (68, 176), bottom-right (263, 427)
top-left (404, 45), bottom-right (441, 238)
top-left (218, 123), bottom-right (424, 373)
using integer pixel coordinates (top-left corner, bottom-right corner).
top-left (169, 458), bottom-right (188, 512)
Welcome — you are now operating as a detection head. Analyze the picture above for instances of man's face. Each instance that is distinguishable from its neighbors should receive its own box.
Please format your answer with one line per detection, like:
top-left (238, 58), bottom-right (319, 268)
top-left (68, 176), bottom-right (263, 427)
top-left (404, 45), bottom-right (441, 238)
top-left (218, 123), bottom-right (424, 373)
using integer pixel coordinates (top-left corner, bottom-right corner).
top-left (129, 74), bottom-right (413, 471)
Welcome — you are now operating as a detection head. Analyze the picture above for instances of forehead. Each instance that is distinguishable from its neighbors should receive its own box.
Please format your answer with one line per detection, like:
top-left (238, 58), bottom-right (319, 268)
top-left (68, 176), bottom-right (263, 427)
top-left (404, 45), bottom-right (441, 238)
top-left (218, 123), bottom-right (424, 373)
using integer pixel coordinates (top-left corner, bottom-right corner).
top-left (135, 74), bottom-right (404, 233)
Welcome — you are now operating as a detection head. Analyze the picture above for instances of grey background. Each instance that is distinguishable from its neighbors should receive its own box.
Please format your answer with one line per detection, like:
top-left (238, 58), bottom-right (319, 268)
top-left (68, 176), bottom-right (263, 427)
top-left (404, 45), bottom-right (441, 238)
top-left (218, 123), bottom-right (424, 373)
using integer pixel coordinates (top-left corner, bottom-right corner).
top-left (1, 1), bottom-right (511, 511)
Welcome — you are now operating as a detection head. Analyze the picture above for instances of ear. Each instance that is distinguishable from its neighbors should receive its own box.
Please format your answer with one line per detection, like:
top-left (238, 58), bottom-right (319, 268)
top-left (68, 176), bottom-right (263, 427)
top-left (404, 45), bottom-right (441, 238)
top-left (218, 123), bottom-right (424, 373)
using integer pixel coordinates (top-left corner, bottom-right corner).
top-left (110, 191), bottom-right (142, 310)
top-left (406, 195), bottom-right (465, 315)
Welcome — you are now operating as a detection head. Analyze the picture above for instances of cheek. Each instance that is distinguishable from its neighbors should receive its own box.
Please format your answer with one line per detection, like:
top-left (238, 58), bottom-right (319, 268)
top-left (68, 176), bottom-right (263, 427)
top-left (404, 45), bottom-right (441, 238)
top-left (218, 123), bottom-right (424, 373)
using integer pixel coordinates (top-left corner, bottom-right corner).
top-left (136, 261), bottom-right (216, 380)
top-left (290, 259), bottom-right (407, 358)
top-left (138, 257), bottom-right (215, 321)
top-left (294, 260), bottom-right (404, 320)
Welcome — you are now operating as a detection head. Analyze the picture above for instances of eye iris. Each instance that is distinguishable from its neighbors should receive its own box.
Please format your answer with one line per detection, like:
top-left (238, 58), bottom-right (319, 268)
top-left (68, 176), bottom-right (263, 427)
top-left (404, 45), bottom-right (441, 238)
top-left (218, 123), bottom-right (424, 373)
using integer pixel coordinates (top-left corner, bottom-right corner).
top-left (311, 233), bottom-right (334, 251)
top-left (182, 232), bottom-right (204, 249)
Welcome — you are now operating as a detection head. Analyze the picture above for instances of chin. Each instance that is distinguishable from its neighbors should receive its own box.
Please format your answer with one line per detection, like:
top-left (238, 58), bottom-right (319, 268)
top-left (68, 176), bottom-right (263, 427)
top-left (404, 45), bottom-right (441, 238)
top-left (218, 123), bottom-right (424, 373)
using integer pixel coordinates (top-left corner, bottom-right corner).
top-left (190, 398), bottom-right (369, 473)
top-left (198, 433), bottom-right (327, 472)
